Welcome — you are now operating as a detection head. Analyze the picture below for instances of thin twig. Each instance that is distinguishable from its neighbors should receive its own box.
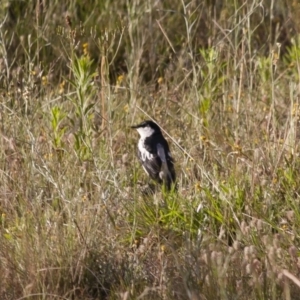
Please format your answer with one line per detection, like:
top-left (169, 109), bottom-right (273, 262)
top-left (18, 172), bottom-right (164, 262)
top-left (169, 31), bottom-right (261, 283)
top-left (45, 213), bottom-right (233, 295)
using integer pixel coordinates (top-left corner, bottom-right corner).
top-left (156, 20), bottom-right (176, 54)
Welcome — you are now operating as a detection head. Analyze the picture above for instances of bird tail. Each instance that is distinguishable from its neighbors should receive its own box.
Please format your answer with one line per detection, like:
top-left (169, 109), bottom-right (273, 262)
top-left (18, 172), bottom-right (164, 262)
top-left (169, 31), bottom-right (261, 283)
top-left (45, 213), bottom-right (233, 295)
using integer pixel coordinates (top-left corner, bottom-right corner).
top-left (160, 162), bottom-right (176, 191)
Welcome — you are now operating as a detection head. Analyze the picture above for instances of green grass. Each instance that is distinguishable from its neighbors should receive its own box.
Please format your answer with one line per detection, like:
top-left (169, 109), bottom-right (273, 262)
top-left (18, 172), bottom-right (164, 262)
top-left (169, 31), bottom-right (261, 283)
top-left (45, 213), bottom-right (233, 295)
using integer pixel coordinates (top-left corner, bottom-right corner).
top-left (1, 0), bottom-right (300, 299)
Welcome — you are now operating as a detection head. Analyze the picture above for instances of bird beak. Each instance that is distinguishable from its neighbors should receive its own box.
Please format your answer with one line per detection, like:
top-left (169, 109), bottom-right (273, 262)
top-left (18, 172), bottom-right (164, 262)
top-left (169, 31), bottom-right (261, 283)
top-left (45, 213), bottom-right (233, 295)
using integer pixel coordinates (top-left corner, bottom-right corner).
top-left (131, 124), bottom-right (139, 129)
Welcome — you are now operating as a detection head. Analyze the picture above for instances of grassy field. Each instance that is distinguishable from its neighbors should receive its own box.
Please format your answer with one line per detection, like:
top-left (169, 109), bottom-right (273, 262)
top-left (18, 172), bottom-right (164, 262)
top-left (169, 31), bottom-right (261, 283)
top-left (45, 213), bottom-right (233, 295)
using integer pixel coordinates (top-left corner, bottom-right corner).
top-left (1, 0), bottom-right (300, 299)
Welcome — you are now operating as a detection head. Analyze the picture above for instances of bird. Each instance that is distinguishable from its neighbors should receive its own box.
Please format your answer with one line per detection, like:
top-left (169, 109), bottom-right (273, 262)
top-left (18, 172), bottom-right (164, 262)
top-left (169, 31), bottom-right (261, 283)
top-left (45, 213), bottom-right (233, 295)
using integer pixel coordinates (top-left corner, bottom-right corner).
top-left (131, 120), bottom-right (176, 191)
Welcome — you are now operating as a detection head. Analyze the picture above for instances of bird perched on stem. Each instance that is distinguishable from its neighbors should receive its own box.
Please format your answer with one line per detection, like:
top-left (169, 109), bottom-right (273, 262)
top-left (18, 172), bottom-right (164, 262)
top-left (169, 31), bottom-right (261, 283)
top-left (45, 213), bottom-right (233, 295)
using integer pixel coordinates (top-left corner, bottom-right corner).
top-left (131, 120), bottom-right (176, 191)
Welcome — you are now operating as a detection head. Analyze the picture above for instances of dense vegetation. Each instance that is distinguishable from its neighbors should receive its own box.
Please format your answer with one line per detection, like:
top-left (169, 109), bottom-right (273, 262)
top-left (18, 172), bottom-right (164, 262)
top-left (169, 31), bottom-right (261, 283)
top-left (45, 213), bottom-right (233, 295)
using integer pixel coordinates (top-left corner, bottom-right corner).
top-left (1, 0), bottom-right (300, 299)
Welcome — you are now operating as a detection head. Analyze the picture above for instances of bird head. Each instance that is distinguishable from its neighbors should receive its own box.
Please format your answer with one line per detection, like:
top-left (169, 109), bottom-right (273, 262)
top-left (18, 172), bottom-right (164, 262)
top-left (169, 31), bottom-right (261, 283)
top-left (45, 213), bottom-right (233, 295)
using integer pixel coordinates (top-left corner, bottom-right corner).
top-left (131, 120), bottom-right (161, 138)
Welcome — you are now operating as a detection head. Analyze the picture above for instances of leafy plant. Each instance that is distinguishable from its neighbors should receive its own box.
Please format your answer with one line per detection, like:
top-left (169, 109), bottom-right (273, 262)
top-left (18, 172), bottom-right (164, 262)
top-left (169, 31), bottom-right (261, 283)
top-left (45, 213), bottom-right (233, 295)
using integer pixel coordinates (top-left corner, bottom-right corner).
top-left (67, 54), bottom-right (97, 160)
top-left (50, 106), bottom-right (67, 148)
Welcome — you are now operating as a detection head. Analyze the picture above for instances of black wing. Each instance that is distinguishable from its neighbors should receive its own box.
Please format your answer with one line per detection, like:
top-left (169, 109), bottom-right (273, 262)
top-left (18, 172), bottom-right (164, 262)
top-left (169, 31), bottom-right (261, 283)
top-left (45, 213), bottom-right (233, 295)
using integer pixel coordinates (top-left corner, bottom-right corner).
top-left (137, 149), bottom-right (163, 183)
top-left (144, 134), bottom-right (176, 187)
top-left (158, 145), bottom-right (176, 189)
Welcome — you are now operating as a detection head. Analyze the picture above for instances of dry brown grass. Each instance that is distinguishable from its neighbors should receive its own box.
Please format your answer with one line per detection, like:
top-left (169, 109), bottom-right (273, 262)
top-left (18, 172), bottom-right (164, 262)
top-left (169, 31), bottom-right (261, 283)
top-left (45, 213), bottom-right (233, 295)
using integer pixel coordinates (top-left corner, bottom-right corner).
top-left (1, 0), bottom-right (300, 299)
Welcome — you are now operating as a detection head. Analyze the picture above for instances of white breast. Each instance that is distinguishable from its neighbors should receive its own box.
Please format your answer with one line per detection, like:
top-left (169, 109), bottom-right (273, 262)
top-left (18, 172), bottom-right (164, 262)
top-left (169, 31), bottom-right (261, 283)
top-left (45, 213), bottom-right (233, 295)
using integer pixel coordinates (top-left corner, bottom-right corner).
top-left (138, 138), bottom-right (154, 161)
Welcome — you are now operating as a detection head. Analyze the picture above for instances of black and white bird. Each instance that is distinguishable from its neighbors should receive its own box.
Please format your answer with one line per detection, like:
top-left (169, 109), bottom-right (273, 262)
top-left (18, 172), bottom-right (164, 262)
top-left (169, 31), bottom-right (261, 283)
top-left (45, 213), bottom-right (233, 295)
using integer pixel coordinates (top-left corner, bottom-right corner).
top-left (131, 120), bottom-right (176, 191)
